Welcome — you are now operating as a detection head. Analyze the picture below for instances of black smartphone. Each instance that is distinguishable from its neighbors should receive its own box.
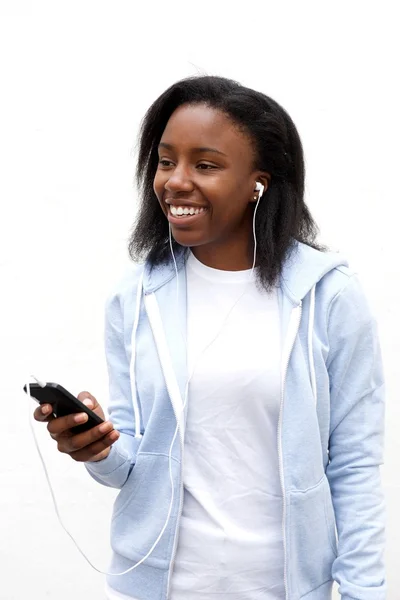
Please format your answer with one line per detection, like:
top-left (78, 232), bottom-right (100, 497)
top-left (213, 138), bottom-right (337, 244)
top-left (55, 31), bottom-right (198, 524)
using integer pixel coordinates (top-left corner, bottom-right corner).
top-left (24, 382), bottom-right (104, 433)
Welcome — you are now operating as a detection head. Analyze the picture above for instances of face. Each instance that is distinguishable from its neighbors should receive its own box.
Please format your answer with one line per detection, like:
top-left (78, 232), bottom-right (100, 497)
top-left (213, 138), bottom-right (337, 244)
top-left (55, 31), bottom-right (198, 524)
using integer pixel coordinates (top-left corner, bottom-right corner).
top-left (153, 104), bottom-right (269, 268)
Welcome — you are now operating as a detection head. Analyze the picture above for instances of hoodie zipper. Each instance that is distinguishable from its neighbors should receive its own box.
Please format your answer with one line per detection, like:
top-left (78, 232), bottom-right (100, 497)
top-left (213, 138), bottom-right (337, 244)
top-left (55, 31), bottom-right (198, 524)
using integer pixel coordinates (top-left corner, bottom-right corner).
top-left (278, 302), bottom-right (302, 600)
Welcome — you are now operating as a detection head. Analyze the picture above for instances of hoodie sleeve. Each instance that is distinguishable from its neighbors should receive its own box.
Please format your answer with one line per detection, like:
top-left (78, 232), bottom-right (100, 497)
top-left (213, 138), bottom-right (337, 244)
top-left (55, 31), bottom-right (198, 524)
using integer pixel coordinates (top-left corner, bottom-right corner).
top-left (85, 268), bottom-right (142, 489)
top-left (325, 272), bottom-right (386, 600)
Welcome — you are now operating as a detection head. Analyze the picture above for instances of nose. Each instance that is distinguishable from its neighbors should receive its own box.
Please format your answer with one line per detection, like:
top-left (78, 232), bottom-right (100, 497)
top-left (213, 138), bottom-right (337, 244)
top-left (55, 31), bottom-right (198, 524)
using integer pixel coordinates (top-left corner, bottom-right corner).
top-left (164, 163), bottom-right (193, 194)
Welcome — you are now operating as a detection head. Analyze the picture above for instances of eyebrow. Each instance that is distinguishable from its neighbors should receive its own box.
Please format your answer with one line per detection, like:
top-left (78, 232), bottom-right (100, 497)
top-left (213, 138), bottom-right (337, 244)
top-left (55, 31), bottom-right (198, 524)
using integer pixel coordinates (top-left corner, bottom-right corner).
top-left (158, 142), bottom-right (227, 157)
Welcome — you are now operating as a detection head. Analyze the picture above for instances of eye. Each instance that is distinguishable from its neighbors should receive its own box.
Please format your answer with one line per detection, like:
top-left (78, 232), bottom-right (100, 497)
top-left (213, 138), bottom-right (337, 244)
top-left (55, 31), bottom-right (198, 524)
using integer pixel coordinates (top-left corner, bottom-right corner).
top-left (197, 163), bottom-right (217, 170)
top-left (158, 159), bottom-right (174, 167)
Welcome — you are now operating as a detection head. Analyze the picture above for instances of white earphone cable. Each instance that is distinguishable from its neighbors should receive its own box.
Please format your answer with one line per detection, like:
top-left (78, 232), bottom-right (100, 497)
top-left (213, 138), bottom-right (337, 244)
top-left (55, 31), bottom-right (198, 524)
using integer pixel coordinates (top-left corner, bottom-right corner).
top-left (27, 186), bottom-right (263, 576)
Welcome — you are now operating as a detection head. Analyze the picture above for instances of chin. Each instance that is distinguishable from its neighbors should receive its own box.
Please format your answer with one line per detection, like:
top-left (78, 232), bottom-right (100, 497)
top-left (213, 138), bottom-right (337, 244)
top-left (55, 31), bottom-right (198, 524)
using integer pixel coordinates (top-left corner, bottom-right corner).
top-left (171, 228), bottom-right (207, 248)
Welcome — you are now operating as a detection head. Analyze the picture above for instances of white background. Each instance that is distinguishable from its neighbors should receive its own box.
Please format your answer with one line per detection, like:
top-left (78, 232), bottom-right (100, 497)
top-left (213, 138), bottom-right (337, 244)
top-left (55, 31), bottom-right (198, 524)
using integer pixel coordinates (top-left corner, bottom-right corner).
top-left (0, 1), bottom-right (399, 598)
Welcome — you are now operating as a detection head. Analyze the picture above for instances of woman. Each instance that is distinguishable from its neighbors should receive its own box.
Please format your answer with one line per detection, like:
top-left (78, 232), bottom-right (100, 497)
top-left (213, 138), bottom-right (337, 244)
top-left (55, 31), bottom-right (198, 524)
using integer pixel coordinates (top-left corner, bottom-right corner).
top-left (35, 76), bottom-right (386, 600)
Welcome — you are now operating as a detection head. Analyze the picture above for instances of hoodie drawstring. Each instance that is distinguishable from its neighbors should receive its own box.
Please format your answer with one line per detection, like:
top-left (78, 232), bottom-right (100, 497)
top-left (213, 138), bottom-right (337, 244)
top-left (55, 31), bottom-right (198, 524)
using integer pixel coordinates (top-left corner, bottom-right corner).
top-left (308, 284), bottom-right (317, 406)
top-left (130, 271), bottom-right (144, 438)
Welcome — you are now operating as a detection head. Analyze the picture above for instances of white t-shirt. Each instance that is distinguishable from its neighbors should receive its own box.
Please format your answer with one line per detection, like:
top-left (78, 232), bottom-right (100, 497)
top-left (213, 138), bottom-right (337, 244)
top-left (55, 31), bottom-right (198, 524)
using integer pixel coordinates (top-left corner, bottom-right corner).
top-left (169, 252), bottom-right (284, 599)
top-left (107, 253), bottom-right (284, 600)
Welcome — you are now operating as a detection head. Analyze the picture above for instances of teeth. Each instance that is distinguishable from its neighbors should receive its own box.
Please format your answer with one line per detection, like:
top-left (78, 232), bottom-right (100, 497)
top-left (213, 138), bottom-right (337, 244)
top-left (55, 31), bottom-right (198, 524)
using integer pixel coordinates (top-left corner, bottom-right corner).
top-left (169, 205), bottom-right (206, 217)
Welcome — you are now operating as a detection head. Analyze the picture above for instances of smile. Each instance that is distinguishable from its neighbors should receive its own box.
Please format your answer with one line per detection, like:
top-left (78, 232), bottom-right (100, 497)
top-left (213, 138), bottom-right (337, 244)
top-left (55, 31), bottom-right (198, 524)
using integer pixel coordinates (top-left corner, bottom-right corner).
top-left (166, 204), bottom-right (208, 226)
top-left (169, 206), bottom-right (206, 217)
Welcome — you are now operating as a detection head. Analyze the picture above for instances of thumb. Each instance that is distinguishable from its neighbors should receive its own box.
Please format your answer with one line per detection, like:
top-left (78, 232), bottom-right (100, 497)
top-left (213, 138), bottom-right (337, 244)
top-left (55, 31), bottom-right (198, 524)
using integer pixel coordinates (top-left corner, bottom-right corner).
top-left (77, 391), bottom-right (98, 411)
top-left (77, 391), bottom-right (106, 421)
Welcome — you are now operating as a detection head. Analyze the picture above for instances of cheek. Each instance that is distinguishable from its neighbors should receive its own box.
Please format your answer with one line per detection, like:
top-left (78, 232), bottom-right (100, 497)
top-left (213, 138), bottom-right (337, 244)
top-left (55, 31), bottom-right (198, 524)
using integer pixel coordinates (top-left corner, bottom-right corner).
top-left (209, 190), bottom-right (249, 223)
top-left (153, 172), bottom-right (166, 211)
top-left (202, 179), bottom-right (241, 214)
top-left (153, 171), bottom-right (163, 197)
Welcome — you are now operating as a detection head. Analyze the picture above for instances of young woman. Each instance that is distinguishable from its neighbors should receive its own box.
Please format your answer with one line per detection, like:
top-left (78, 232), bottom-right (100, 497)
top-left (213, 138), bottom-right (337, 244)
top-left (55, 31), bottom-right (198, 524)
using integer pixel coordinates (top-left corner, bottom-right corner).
top-left (35, 76), bottom-right (386, 600)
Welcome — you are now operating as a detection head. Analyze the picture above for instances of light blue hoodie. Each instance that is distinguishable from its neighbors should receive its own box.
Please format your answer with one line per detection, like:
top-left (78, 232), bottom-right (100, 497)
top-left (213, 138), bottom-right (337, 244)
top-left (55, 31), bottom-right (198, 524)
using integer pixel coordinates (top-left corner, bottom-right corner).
top-left (86, 241), bottom-right (386, 600)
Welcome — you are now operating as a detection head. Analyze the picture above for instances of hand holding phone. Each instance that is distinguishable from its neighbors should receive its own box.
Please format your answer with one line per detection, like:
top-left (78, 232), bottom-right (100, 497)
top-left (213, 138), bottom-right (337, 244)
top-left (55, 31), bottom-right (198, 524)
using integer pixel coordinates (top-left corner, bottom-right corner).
top-left (28, 383), bottom-right (120, 462)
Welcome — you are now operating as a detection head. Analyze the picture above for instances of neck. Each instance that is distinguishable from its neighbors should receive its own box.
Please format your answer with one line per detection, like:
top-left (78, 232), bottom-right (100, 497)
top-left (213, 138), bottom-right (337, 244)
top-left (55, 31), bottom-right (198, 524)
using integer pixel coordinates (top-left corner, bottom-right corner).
top-left (191, 234), bottom-right (255, 271)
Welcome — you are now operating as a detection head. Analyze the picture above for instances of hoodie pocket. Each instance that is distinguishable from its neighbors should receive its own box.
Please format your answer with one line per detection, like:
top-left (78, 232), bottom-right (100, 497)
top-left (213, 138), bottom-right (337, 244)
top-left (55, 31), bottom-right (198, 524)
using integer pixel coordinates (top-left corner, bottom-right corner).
top-left (112, 452), bottom-right (154, 520)
top-left (288, 475), bottom-right (337, 599)
top-left (110, 452), bottom-right (180, 567)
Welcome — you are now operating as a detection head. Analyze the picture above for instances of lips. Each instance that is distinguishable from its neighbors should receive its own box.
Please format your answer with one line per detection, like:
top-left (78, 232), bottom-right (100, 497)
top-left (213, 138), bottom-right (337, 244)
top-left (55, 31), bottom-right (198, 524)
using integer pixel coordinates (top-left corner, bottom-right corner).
top-left (165, 199), bottom-right (208, 226)
top-left (170, 205), bottom-right (206, 217)
top-left (165, 198), bottom-right (208, 222)
top-left (165, 198), bottom-right (207, 209)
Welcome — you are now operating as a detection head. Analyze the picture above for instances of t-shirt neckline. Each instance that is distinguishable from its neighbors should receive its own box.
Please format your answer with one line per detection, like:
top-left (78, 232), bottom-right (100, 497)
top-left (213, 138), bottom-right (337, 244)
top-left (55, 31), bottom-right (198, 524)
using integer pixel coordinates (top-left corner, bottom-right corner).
top-left (186, 251), bottom-right (255, 284)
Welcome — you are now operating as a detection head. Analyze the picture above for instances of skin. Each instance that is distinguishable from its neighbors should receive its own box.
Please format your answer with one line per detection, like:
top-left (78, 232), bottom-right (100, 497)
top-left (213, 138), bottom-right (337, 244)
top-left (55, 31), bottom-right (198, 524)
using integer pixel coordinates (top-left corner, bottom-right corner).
top-left (34, 392), bottom-right (119, 462)
top-left (154, 104), bottom-right (270, 270)
top-left (34, 103), bottom-right (269, 460)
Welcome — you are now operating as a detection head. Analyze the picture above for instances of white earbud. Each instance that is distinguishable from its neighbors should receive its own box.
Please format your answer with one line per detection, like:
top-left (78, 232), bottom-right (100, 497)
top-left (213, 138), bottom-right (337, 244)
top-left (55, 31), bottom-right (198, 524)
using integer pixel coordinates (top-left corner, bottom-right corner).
top-left (255, 181), bottom-right (265, 199)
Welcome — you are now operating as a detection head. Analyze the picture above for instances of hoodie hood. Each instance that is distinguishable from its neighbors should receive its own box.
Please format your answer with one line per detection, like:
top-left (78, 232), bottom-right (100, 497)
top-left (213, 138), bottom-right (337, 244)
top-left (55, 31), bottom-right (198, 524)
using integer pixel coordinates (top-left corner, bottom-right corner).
top-left (279, 242), bottom-right (348, 305)
top-left (142, 241), bottom-right (349, 303)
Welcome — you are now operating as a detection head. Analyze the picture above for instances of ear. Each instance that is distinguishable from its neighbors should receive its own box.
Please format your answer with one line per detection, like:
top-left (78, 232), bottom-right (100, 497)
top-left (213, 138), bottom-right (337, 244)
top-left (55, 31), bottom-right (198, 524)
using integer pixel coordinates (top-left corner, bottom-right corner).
top-left (250, 172), bottom-right (271, 203)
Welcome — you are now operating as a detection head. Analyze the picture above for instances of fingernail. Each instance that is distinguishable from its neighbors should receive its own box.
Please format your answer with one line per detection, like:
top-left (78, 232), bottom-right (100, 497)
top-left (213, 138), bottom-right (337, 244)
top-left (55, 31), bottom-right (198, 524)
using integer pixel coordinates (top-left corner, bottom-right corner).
top-left (41, 405), bottom-right (50, 415)
top-left (74, 413), bottom-right (88, 423)
top-left (99, 421), bottom-right (112, 433)
top-left (82, 398), bottom-right (93, 408)
top-left (110, 431), bottom-right (119, 442)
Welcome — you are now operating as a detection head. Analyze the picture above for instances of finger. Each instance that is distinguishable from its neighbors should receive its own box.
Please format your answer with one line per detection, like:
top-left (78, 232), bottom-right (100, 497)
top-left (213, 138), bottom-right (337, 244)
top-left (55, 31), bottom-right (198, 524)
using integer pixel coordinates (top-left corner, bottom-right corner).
top-left (56, 420), bottom-right (115, 454)
top-left (77, 391), bottom-right (105, 421)
top-left (69, 430), bottom-right (120, 462)
top-left (47, 411), bottom-right (91, 436)
top-left (87, 447), bottom-right (113, 462)
top-left (34, 404), bottom-right (54, 423)
top-left (77, 391), bottom-right (98, 411)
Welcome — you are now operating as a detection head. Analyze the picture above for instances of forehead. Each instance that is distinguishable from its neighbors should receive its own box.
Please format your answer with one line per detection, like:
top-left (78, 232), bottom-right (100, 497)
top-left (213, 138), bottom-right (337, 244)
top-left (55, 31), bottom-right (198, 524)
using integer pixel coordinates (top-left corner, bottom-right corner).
top-left (160, 104), bottom-right (253, 156)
